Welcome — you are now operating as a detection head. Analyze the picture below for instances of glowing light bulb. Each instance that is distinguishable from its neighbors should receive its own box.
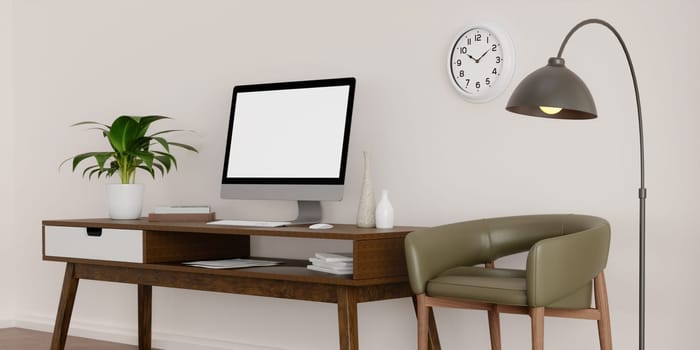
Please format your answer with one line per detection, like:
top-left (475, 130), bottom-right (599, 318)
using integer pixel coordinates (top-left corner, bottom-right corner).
top-left (539, 106), bottom-right (563, 115)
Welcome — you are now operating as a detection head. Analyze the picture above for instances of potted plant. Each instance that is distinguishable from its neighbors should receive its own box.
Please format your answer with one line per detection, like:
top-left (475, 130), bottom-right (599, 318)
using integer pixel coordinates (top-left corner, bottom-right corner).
top-left (62, 115), bottom-right (198, 219)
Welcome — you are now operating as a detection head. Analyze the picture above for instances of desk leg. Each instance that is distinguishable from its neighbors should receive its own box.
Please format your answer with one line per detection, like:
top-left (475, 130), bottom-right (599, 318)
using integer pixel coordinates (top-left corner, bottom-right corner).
top-left (138, 285), bottom-right (152, 350)
top-left (51, 263), bottom-right (79, 350)
top-left (412, 296), bottom-right (442, 350)
top-left (337, 286), bottom-right (359, 350)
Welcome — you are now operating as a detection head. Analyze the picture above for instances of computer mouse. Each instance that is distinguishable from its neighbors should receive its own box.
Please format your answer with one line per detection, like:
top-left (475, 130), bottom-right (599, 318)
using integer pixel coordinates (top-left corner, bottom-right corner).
top-left (309, 223), bottom-right (334, 230)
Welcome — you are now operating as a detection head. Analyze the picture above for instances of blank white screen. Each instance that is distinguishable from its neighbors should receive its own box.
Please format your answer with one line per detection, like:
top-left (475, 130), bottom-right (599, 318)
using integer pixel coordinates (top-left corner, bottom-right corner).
top-left (226, 85), bottom-right (350, 178)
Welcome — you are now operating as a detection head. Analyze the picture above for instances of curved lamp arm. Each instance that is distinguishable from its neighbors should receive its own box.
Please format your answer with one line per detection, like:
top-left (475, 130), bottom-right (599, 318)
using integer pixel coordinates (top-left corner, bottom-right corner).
top-left (558, 18), bottom-right (647, 350)
top-left (557, 19), bottom-right (646, 193)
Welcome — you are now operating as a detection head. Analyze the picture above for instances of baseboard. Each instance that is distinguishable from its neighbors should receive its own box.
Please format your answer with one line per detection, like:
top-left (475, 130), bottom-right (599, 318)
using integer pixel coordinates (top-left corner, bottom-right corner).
top-left (0, 319), bottom-right (16, 328)
top-left (15, 314), bottom-right (284, 350)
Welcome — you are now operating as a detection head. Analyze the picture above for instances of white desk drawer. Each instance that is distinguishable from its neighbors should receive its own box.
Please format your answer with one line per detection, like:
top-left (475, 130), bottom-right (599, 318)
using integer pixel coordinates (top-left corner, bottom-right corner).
top-left (44, 226), bottom-right (143, 263)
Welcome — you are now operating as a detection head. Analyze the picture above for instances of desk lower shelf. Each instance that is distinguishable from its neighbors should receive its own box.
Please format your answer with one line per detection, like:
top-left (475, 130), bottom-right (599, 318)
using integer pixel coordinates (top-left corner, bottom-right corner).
top-left (69, 261), bottom-right (412, 304)
top-left (44, 255), bottom-right (407, 288)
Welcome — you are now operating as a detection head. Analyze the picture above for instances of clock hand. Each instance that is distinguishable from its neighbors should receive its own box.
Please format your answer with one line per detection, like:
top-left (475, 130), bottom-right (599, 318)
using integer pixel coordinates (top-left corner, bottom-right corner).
top-left (466, 53), bottom-right (478, 62)
top-left (475, 50), bottom-right (489, 63)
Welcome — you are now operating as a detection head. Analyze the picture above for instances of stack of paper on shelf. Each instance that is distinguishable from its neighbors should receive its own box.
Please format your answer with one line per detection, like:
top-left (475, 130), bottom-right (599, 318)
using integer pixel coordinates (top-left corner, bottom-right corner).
top-left (183, 258), bottom-right (279, 269)
top-left (307, 252), bottom-right (353, 275)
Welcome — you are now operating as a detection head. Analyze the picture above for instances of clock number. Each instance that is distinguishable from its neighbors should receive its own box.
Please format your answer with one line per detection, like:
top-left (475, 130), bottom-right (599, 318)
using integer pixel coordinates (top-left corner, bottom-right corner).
top-left (465, 79), bottom-right (470, 87)
top-left (496, 56), bottom-right (501, 63)
top-left (491, 44), bottom-right (497, 52)
top-left (475, 33), bottom-right (482, 42)
top-left (459, 70), bottom-right (464, 78)
top-left (456, 59), bottom-right (462, 66)
top-left (467, 38), bottom-right (472, 46)
top-left (460, 47), bottom-right (467, 54)
top-left (486, 36), bottom-right (490, 44)
top-left (475, 81), bottom-right (481, 89)
top-left (492, 68), bottom-right (498, 75)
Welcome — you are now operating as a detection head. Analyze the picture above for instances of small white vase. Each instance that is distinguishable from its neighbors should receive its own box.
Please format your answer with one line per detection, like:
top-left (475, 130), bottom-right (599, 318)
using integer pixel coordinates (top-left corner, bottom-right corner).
top-left (356, 151), bottom-right (376, 228)
top-left (375, 189), bottom-right (394, 229)
top-left (107, 183), bottom-right (144, 220)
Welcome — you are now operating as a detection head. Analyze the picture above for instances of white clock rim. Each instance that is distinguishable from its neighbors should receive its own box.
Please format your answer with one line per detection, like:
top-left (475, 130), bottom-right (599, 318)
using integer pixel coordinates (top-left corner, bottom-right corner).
top-left (447, 23), bottom-right (515, 103)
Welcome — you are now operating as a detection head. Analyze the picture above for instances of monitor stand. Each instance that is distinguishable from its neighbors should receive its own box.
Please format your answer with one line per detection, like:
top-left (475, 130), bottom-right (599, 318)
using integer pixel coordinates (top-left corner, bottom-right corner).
top-left (291, 200), bottom-right (322, 224)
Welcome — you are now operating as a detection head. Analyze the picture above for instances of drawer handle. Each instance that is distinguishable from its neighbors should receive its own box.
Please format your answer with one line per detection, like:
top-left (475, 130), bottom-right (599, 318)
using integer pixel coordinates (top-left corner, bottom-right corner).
top-left (86, 227), bottom-right (102, 237)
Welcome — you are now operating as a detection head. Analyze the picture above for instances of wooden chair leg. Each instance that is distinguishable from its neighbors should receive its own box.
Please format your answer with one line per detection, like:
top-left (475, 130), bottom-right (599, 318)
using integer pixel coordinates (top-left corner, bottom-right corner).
top-left (483, 262), bottom-right (502, 350)
top-left (417, 294), bottom-right (430, 350)
top-left (530, 307), bottom-right (544, 350)
top-left (594, 272), bottom-right (613, 350)
top-left (412, 296), bottom-right (442, 350)
top-left (487, 308), bottom-right (502, 350)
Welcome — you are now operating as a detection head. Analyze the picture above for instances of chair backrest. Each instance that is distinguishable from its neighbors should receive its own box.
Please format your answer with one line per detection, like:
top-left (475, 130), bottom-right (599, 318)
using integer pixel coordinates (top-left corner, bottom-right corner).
top-left (404, 214), bottom-right (610, 296)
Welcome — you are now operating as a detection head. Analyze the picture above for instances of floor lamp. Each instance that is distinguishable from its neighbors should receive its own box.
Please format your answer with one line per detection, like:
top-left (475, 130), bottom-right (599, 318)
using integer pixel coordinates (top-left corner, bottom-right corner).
top-left (505, 19), bottom-right (646, 350)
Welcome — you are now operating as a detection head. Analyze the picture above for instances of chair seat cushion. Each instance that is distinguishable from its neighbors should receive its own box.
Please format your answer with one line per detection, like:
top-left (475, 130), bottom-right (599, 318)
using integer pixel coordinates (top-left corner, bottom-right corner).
top-left (426, 266), bottom-right (528, 306)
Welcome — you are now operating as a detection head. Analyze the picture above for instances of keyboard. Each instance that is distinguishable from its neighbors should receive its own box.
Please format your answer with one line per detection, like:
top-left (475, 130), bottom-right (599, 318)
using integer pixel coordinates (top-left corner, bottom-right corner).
top-left (206, 220), bottom-right (292, 227)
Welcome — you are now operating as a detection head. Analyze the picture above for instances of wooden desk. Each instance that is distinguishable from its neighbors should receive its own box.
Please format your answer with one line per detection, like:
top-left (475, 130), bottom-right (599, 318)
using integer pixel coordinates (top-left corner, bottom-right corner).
top-left (42, 219), bottom-right (441, 350)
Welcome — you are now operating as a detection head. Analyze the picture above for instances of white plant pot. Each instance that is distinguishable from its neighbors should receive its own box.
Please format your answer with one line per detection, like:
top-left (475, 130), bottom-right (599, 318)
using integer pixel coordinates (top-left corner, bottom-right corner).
top-left (106, 183), bottom-right (144, 220)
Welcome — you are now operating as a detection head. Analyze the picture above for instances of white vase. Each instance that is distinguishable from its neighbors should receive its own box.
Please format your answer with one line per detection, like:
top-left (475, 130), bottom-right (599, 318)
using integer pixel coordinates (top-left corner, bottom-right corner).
top-left (375, 189), bottom-right (394, 229)
top-left (356, 151), bottom-right (376, 228)
top-left (107, 183), bottom-right (144, 220)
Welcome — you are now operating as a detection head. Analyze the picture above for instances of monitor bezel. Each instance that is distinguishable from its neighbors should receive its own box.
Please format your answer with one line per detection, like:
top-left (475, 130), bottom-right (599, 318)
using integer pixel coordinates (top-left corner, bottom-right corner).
top-left (221, 77), bottom-right (355, 186)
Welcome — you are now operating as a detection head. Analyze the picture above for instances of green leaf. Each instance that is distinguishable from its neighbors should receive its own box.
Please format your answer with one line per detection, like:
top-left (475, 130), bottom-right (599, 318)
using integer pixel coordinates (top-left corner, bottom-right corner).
top-left (133, 115), bottom-right (170, 138)
top-left (88, 168), bottom-right (102, 180)
top-left (154, 155), bottom-right (172, 172)
top-left (69, 152), bottom-right (105, 171)
top-left (154, 151), bottom-right (177, 169)
top-left (71, 121), bottom-right (110, 129)
top-left (108, 116), bottom-right (140, 154)
top-left (93, 152), bottom-right (114, 169)
top-left (152, 163), bottom-right (165, 177)
top-left (137, 165), bottom-right (156, 179)
top-left (82, 165), bottom-right (99, 178)
top-left (168, 142), bottom-right (198, 153)
top-left (152, 137), bottom-right (170, 152)
top-left (149, 129), bottom-right (183, 137)
top-left (133, 150), bottom-right (154, 169)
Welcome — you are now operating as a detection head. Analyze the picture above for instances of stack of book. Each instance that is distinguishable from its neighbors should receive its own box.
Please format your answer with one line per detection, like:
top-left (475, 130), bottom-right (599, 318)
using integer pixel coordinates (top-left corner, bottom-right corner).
top-left (148, 205), bottom-right (215, 222)
top-left (306, 252), bottom-right (353, 275)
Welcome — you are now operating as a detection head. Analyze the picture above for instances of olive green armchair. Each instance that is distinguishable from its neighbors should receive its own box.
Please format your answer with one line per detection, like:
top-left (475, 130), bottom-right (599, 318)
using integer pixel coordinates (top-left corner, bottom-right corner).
top-left (405, 214), bottom-right (612, 350)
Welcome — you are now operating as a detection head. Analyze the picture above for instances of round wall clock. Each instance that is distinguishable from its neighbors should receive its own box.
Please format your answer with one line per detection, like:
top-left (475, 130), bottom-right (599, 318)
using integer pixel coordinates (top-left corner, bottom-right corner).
top-left (448, 24), bottom-right (515, 103)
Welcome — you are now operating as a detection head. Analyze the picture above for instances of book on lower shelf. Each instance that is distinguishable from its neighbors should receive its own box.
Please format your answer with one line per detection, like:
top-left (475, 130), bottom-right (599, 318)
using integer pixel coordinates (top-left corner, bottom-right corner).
top-left (307, 252), bottom-right (353, 275)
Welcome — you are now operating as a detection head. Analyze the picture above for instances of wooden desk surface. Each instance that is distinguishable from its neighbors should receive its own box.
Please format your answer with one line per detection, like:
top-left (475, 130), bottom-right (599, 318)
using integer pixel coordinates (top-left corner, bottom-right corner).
top-left (43, 218), bottom-right (422, 240)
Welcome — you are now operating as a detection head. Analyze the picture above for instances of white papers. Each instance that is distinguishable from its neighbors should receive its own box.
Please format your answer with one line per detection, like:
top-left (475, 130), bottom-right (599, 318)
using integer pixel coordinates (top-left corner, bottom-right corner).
top-left (313, 252), bottom-right (353, 262)
top-left (308, 257), bottom-right (352, 269)
top-left (307, 252), bottom-right (353, 275)
top-left (183, 258), bottom-right (280, 269)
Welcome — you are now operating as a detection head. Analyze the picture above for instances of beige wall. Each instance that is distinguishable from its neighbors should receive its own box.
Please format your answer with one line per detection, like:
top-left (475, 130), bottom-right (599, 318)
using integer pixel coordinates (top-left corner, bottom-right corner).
top-left (9, 0), bottom-right (700, 349)
top-left (0, 0), bottom-right (15, 325)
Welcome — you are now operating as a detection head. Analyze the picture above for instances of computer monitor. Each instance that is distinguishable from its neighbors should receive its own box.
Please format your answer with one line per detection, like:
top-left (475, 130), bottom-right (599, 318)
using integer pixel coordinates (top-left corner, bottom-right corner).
top-left (220, 77), bottom-right (355, 223)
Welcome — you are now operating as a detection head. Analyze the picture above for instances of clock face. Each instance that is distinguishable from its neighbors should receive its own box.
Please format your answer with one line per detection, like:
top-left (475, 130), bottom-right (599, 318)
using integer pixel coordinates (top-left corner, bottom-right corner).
top-left (449, 25), bottom-right (514, 102)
